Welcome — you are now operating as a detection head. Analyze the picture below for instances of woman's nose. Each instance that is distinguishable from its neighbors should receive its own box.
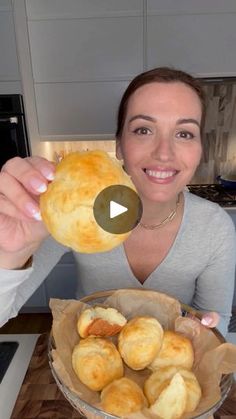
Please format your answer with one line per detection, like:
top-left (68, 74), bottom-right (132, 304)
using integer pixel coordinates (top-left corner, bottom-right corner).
top-left (150, 135), bottom-right (175, 162)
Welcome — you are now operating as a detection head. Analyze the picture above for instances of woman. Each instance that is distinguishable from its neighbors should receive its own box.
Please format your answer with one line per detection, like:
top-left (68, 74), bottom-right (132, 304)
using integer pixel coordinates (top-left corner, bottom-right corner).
top-left (0, 67), bottom-right (235, 335)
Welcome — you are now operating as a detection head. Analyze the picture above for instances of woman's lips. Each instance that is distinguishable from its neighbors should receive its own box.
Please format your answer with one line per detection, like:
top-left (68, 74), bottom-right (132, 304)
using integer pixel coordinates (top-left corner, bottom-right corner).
top-left (144, 168), bottom-right (178, 184)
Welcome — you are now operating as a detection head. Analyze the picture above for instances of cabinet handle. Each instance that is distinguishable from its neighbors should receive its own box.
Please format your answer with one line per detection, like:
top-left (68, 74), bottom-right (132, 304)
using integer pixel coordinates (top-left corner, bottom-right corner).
top-left (0, 116), bottom-right (18, 124)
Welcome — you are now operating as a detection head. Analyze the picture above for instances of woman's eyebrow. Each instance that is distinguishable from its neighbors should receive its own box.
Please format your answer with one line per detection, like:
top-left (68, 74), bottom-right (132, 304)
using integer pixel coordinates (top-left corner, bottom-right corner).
top-left (177, 118), bottom-right (200, 128)
top-left (128, 115), bottom-right (200, 128)
top-left (128, 114), bottom-right (157, 123)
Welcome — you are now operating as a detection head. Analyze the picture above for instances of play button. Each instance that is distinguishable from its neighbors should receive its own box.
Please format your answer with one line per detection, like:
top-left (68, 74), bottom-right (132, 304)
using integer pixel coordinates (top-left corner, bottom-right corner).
top-left (110, 201), bottom-right (127, 219)
top-left (93, 185), bottom-right (143, 234)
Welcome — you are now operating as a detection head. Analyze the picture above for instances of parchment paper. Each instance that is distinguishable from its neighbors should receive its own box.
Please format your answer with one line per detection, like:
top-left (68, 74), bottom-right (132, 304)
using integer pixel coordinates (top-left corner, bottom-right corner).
top-left (49, 289), bottom-right (236, 418)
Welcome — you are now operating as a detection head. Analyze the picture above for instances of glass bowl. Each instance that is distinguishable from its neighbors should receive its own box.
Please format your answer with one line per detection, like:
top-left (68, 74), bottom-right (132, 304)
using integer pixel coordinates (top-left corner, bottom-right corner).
top-left (48, 289), bottom-right (234, 419)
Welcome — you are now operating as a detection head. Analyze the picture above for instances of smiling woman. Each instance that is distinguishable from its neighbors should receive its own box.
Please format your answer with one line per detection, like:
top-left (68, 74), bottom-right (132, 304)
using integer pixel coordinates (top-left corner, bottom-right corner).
top-left (0, 67), bottom-right (235, 338)
top-left (116, 81), bottom-right (203, 210)
top-left (116, 67), bottom-right (206, 138)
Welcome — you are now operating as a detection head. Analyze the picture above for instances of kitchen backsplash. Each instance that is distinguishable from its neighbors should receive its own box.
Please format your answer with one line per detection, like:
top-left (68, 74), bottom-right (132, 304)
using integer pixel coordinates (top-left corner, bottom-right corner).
top-left (39, 79), bottom-right (236, 185)
top-left (192, 79), bottom-right (236, 184)
top-left (39, 140), bottom-right (116, 163)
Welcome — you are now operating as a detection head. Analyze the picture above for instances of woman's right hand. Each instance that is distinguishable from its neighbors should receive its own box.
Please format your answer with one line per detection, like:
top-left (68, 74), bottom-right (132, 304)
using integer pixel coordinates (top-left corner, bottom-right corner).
top-left (0, 156), bottom-right (56, 269)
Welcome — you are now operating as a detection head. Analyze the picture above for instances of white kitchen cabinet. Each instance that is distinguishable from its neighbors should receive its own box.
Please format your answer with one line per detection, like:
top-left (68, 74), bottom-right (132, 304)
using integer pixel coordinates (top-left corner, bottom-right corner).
top-left (147, 0), bottom-right (236, 15)
top-left (44, 252), bottom-right (79, 302)
top-left (20, 282), bottom-right (47, 312)
top-left (26, 0), bottom-right (143, 19)
top-left (147, 1), bottom-right (236, 77)
top-left (28, 18), bottom-right (143, 83)
top-left (0, 11), bottom-right (19, 79)
top-left (0, 0), bottom-right (21, 93)
top-left (13, 0), bottom-right (236, 141)
top-left (17, 0), bottom-right (144, 140)
top-left (22, 252), bottom-right (78, 312)
top-left (44, 264), bottom-right (79, 302)
top-left (147, 14), bottom-right (236, 77)
top-left (34, 81), bottom-right (129, 136)
top-left (27, 14), bottom-right (142, 137)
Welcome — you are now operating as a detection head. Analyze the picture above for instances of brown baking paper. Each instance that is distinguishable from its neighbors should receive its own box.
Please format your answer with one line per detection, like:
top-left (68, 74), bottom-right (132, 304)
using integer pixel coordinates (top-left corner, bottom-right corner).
top-left (49, 289), bottom-right (236, 419)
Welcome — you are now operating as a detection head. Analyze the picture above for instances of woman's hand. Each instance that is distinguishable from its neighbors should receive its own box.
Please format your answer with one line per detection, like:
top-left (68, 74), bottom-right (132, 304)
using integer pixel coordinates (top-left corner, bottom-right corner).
top-left (187, 311), bottom-right (220, 329)
top-left (201, 311), bottom-right (220, 328)
top-left (0, 156), bottom-right (56, 269)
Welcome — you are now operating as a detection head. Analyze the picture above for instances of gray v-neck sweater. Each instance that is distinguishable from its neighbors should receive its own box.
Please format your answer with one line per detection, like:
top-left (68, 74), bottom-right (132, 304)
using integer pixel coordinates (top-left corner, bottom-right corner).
top-left (1, 192), bottom-right (235, 335)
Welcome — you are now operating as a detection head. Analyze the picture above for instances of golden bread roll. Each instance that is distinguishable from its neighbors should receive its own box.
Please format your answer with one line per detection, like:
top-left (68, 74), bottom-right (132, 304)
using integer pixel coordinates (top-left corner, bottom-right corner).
top-left (144, 366), bottom-right (202, 413)
top-left (118, 316), bottom-right (164, 370)
top-left (40, 150), bottom-right (136, 253)
top-left (144, 365), bottom-right (180, 405)
top-left (77, 306), bottom-right (127, 338)
top-left (176, 368), bottom-right (202, 413)
top-left (149, 372), bottom-right (187, 419)
top-left (100, 377), bottom-right (147, 416)
top-left (149, 330), bottom-right (194, 370)
top-left (72, 337), bottom-right (123, 391)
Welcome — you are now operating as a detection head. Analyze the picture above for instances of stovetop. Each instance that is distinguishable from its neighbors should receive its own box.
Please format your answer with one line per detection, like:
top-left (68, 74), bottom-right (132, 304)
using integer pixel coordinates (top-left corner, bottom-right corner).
top-left (187, 184), bottom-right (236, 207)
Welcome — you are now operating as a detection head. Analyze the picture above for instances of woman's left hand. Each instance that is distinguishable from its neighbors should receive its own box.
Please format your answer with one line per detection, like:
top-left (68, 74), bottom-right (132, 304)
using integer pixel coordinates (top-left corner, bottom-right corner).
top-left (200, 312), bottom-right (220, 328)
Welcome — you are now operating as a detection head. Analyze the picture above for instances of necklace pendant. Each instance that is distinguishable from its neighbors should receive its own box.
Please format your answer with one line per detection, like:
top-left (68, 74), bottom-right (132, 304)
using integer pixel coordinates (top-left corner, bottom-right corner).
top-left (138, 194), bottom-right (181, 230)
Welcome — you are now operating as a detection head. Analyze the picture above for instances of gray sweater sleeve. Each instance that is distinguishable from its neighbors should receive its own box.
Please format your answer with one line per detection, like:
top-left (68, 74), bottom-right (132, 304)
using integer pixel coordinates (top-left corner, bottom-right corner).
top-left (0, 236), bottom-right (67, 326)
top-left (192, 208), bottom-right (236, 336)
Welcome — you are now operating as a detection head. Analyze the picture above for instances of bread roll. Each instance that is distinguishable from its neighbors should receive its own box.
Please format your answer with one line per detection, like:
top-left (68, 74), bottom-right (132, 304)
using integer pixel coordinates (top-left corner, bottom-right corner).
top-left (176, 368), bottom-right (202, 413)
top-left (149, 330), bottom-right (194, 370)
top-left (40, 150), bottom-right (136, 253)
top-left (118, 316), bottom-right (164, 370)
top-left (77, 306), bottom-right (127, 338)
top-left (101, 377), bottom-right (147, 416)
top-left (149, 372), bottom-right (187, 419)
top-left (144, 365), bottom-right (179, 405)
top-left (72, 337), bottom-right (123, 391)
top-left (144, 366), bottom-right (201, 413)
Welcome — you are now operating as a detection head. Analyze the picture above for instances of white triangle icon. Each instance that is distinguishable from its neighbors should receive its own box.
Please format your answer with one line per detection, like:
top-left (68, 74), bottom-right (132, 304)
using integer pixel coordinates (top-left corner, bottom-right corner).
top-left (110, 200), bottom-right (128, 219)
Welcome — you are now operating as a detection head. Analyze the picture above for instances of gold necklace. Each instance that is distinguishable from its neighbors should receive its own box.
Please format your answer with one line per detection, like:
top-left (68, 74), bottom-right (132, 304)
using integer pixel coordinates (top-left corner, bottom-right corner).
top-left (138, 194), bottom-right (181, 230)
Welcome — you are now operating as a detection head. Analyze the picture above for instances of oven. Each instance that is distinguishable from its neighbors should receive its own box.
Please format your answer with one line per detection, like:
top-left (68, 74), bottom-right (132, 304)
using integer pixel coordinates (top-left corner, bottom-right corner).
top-left (0, 94), bottom-right (30, 170)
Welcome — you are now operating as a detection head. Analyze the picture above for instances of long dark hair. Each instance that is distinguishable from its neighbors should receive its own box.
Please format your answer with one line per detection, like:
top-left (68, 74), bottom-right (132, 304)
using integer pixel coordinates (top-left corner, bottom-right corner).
top-left (116, 67), bottom-right (206, 139)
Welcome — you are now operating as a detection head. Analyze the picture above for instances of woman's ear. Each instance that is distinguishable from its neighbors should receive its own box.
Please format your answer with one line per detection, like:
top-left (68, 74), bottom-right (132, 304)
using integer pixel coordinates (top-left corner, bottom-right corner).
top-left (116, 139), bottom-right (123, 160)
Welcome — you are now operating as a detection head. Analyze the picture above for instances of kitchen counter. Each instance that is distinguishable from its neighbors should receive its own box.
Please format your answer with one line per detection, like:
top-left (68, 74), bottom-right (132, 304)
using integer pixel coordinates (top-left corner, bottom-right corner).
top-left (0, 334), bottom-right (39, 419)
top-left (1, 332), bottom-right (235, 419)
top-left (10, 333), bottom-right (83, 418)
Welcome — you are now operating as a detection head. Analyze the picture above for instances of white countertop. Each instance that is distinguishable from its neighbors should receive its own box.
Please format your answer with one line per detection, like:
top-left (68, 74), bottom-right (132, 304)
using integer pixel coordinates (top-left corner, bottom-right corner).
top-left (0, 332), bottom-right (235, 419)
top-left (0, 334), bottom-right (39, 419)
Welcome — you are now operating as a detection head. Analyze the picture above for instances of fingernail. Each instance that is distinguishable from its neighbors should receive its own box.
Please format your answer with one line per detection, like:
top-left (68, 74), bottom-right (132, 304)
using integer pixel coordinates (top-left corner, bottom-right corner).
top-left (25, 203), bottom-right (42, 220)
top-left (201, 316), bottom-right (212, 326)
top-left (30, 178), bottom-right (47, 193)
top-left (41, 169), bottom-right (55, 181)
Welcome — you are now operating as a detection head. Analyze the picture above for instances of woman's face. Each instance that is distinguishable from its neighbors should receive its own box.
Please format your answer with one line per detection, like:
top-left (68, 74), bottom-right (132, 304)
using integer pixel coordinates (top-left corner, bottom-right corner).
top-left (116, 81), bottom-right (202, 203)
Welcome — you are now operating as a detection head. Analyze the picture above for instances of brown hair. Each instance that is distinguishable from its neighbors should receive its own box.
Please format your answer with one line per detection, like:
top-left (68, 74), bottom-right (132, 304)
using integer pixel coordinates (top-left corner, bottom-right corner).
top-left (116, 67), bottom-right (206, 139)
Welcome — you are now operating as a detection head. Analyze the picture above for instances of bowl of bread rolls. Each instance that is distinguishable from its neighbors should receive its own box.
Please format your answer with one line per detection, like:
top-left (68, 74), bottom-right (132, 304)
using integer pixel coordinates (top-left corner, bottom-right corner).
top-left (48, 289), bottom-right (235, 419)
